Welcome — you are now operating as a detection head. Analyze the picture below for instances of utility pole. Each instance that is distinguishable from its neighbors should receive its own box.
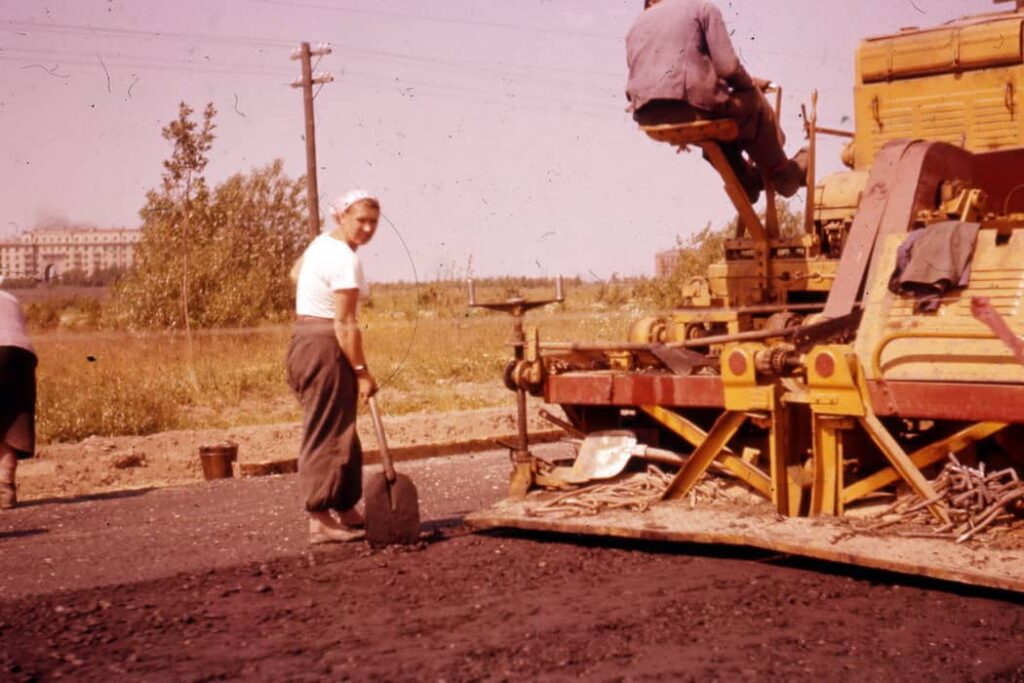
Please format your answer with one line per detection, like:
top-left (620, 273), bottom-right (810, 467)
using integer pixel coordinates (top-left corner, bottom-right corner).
top-left (291, 42), bottom-right (334, 238)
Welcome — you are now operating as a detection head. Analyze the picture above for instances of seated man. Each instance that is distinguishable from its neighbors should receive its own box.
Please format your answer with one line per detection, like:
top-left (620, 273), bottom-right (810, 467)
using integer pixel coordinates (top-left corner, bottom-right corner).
top-left (626, 0), bottom-right (806, 203)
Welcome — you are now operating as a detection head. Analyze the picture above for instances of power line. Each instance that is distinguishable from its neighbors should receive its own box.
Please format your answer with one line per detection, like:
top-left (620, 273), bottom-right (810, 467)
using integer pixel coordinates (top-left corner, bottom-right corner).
top-left (2, 43), bottom-right (620, 95)
top-left (248, 0), bottom-right (851, 67)
top-left (0, 52), bottom-right (294, 80)
top-left (2, 44), bottom-right (292, 71)
top-left (5, 16), bottom-right (850, 76)
top-left (247, 0), bottom-right (623, 41)
top-left (1, 45), bottom-right (623, 111)
top-left (330, 42), bottom-right (620, 78)
top-left (4, 19), bottom-right (293, 49)
top-left (1, 19), bottom-right (633, 117)
top-left (4, 22), bottom-right (624, 84)
top-left (334, 69), bottom-right (623, 116)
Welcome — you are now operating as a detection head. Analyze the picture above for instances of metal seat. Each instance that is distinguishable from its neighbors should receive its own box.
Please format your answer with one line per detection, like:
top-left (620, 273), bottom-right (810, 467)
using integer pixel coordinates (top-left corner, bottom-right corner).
top-left (640, 119), bottom-right (739, 146)
top-left (639, 117), bottom-right (772, 249)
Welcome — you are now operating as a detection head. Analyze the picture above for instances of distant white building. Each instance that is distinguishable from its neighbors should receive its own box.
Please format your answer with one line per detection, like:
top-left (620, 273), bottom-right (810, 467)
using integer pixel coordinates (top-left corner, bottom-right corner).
top-left (655, 248), bottom-right (682, 278)
top-left (0, 226), bottom-right (141, 281)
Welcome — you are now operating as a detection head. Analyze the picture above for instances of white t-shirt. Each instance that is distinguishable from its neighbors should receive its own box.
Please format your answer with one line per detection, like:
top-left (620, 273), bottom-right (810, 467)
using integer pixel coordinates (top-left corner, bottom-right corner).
top-left (0, 290), bottom-right (34, 353)
top-left (295, 233), bottom-right (368, 318)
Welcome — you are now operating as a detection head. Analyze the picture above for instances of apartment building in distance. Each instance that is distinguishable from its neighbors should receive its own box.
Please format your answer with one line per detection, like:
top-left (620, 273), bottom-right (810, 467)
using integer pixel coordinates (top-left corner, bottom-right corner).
top-left (654, 247), bottom-right (682, 278)
top-left (0, 226), bottom-right (141, 281)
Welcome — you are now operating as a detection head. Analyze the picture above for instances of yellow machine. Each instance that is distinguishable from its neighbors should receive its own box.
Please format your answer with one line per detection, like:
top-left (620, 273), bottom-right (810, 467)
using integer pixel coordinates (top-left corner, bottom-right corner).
top-left (469, 4), bottom-right (1024, 593)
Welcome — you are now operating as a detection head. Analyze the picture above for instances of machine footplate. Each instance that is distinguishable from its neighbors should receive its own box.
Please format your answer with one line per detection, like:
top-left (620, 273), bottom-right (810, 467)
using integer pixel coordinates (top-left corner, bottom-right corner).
top-left (466, 496), bottom-right (1024, 594)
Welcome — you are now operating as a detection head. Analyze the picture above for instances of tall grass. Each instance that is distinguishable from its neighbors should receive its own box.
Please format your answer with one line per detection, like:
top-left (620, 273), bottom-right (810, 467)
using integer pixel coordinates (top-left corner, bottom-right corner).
top-left (35, 328), bottom-right (294, 443)
top-left (34, 300), bottom-right (636, 444)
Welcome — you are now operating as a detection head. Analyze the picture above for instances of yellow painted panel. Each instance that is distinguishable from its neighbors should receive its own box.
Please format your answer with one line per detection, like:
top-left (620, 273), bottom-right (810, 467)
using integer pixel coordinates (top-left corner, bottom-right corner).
top-left (860, 18), bottom-right (1023, 83)
top-left (854, 68), bottom-right (1023, 168)
top-left (856, 229), bottom-right (1024, 383)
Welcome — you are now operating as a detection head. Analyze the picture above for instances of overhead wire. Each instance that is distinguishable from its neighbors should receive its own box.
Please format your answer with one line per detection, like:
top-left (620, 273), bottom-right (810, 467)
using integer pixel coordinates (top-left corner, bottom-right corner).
top-left (246, 0), bottom-right (623, 41)
top-left (4, 19), bottom-right (294, 49)
top-left (1, 54), bottom-right (294, 80)
top-left (1, 42), bottom-right (625, 116)
top-left (3, 22), bottom-right (626, 85)
top-left (1, 45), bottom-right (294, 78)
top-left (3, 11), bottom-right (844, 119)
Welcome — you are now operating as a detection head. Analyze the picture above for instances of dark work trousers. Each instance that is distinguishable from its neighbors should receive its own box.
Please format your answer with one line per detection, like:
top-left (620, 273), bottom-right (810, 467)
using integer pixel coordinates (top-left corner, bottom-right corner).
top-left (0, 346), bottom-right (37, 459)
top-left (635, 89), bottom-right (788, 186)
top-left (285, 320), bottom-right (363, 513)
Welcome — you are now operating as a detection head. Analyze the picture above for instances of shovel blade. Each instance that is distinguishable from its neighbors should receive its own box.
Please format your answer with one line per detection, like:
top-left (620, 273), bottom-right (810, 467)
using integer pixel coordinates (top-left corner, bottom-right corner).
top-left (365, 472), bottom-right (421, 546)
top-left (546, 430), bottom-right (639, 484)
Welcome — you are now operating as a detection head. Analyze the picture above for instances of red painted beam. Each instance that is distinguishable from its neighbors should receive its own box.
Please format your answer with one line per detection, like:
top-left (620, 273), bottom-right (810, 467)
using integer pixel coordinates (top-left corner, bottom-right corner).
top-left (545, 373), bottom-right (724, 408)
top-left (868, 381), bottom-right (1024, 422)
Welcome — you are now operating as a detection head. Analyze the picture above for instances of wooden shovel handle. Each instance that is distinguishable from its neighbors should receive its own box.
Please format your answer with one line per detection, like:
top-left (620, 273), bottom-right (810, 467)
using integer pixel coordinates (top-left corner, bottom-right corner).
top-left (367, 396), bottom-right (397, 483)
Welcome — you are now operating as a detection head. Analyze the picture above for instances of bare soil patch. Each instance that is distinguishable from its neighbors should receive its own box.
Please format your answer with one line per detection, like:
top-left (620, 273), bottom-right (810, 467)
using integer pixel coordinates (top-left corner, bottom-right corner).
top-left (18, 403), bottom-right (554, 502)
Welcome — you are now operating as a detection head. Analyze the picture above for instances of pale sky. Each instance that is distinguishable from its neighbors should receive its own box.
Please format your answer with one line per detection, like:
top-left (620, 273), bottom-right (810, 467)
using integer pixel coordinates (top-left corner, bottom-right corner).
top-left (0, 0), bottom-right (1001, 281)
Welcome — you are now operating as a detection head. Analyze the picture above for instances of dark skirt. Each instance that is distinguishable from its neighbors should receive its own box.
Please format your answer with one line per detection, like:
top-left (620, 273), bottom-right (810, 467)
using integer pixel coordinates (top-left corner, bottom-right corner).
top-left (0, 346), bottom-right (37, 459)
top-left (284, 321), bottom-right (362, 512)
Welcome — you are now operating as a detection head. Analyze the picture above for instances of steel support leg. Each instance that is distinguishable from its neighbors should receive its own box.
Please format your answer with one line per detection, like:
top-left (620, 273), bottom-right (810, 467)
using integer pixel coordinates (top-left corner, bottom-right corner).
top-left (641, 405), bottom-right (770, 498)
top-left (663, 410), bottom-right (748, 500)
top-left (769, 402), bottom-right (794, 515)
top-left (811, 415), bottom-right (852, 516)
top-left (858, 409), bottom-right (951, 524)
top-left (842, 421), bottom-right (1007, 506)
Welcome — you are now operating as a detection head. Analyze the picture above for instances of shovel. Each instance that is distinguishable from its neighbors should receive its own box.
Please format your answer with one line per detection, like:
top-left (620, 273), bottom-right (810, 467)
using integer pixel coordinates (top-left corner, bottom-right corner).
top-left (547, 430), bottom-right (688, 484)
top-left (364, 396), bottom-right (421, 546)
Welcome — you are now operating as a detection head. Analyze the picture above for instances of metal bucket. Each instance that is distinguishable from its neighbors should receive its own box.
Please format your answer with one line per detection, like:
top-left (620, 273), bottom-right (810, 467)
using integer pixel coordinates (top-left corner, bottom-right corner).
top-left (199, 441), bottom-right (238, 480)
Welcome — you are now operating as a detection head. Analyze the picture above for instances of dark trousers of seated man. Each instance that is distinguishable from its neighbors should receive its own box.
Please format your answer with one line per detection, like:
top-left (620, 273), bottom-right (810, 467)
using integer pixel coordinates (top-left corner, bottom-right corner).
top-left (634, 88), bottom-right (792, 200)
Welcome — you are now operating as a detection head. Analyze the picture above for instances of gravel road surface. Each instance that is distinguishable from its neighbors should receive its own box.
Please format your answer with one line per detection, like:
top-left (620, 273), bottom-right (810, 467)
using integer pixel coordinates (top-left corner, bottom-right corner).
top-left (2, 445), bottom-right (1023, 682)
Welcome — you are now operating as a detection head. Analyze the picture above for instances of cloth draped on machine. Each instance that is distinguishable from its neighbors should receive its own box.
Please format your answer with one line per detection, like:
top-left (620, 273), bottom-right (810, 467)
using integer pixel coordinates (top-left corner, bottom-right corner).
top-left (887, 221), bottom-right (981, 312)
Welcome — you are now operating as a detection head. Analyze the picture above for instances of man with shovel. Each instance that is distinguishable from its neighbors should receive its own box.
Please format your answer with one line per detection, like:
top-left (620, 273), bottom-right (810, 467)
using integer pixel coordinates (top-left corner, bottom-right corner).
top-left (287, 189), bottom-right (380, 544)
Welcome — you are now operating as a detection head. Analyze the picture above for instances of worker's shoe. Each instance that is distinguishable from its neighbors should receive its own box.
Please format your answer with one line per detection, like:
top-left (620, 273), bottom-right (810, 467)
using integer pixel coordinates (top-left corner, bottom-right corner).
top-left (309, 514), bottom-right (364, 544)
top-left (0, 482), bottom-right (16, 510)
top-left (772, 148), bottom-right (808, 198)
top-left (336, 507), bottom-right (364, 529)
top-left (738, 163), bottom-right (764, 204)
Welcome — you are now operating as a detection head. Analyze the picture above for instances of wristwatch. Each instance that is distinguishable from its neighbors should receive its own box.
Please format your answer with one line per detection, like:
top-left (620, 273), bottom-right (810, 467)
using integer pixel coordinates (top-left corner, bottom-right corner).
top-left (353, 364), bottom-right (369, 375)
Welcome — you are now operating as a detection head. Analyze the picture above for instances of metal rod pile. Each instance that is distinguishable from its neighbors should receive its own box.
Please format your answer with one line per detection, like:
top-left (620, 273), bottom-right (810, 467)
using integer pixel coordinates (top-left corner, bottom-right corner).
top-left (870, 455), bottom-right (1024, 543)
top-left (526, 467), bottom-right (671, 518)
top-left (527, 467), bottom-right (718, 518)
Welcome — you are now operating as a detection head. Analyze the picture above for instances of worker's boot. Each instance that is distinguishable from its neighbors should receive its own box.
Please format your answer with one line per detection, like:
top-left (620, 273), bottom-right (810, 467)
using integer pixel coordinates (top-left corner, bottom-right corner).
top-left (0, 451), bottom-right (16, 510)
top-left (771, 148), bottom-right (808, 198)
top-left (738, 162), bottom-right (764, 204)
top-left (308, 510), bottom-right (364, 544)
top-left (0, 483), bottom-right (14, 510)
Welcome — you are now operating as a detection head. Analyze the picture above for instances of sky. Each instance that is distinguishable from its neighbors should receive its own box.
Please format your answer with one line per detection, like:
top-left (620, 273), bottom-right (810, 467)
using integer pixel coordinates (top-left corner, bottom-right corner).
top-left (0, 0), bottom-right (1004, 282)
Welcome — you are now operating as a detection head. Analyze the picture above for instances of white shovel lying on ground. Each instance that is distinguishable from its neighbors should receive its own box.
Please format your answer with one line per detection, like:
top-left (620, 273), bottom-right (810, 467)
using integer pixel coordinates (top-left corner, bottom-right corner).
top-left (546, 430), bottom-right (686, 485)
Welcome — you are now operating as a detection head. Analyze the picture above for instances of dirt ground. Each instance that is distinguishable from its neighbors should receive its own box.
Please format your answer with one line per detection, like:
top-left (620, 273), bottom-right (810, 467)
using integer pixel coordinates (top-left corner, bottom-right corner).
top-left (2, 435), bottom-right (1024, 682)
top-left (16, 404), bottom-right (557, 502)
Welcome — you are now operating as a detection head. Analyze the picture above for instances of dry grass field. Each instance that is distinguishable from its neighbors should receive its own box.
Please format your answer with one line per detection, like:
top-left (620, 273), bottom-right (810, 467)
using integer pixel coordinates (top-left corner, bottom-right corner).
top-left (30, 280), bottom-right (641, 444)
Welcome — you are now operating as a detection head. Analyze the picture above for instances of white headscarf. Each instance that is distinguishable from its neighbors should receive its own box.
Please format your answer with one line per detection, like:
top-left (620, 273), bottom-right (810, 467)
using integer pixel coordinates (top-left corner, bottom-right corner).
top-left (328, 189), bottom-right (378, 228)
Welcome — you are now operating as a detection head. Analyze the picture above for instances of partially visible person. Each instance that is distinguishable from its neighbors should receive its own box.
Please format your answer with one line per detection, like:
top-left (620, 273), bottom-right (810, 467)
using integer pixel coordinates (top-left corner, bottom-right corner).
top-left (285, 189), bottom-right (380, 544)
top-left (0, 290), bottom-right (37, 510)
top-left (625, 0), bottom-right (806, 202)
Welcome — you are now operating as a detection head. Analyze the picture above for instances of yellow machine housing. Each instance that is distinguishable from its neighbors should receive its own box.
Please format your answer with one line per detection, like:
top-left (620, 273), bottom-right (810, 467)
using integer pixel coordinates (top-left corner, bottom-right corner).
top-left (854, 13), bottom-right (1024, 168)
top-left (470, 3), bottom-right (1024, 594)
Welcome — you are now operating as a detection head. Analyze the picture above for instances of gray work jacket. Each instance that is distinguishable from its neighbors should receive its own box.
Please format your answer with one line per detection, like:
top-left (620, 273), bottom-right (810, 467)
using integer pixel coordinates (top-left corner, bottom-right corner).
top-left (625, 0), bottom-right (754, 113)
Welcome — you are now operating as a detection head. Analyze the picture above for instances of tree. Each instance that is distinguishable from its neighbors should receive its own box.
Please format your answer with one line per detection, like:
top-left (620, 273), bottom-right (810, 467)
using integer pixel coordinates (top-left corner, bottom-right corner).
top-left (195, 160), bottom-right (308, 326)
top-left (637, 221), bottom-right (730, 309)
top-left (639, 199), bottom-right (805, 309)
top-left (110, 103), bottom-right (308, 328)
top-left (110, 102), bottom-right (215, 328)
top-left (163, 102), bottom-right (216, 337)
